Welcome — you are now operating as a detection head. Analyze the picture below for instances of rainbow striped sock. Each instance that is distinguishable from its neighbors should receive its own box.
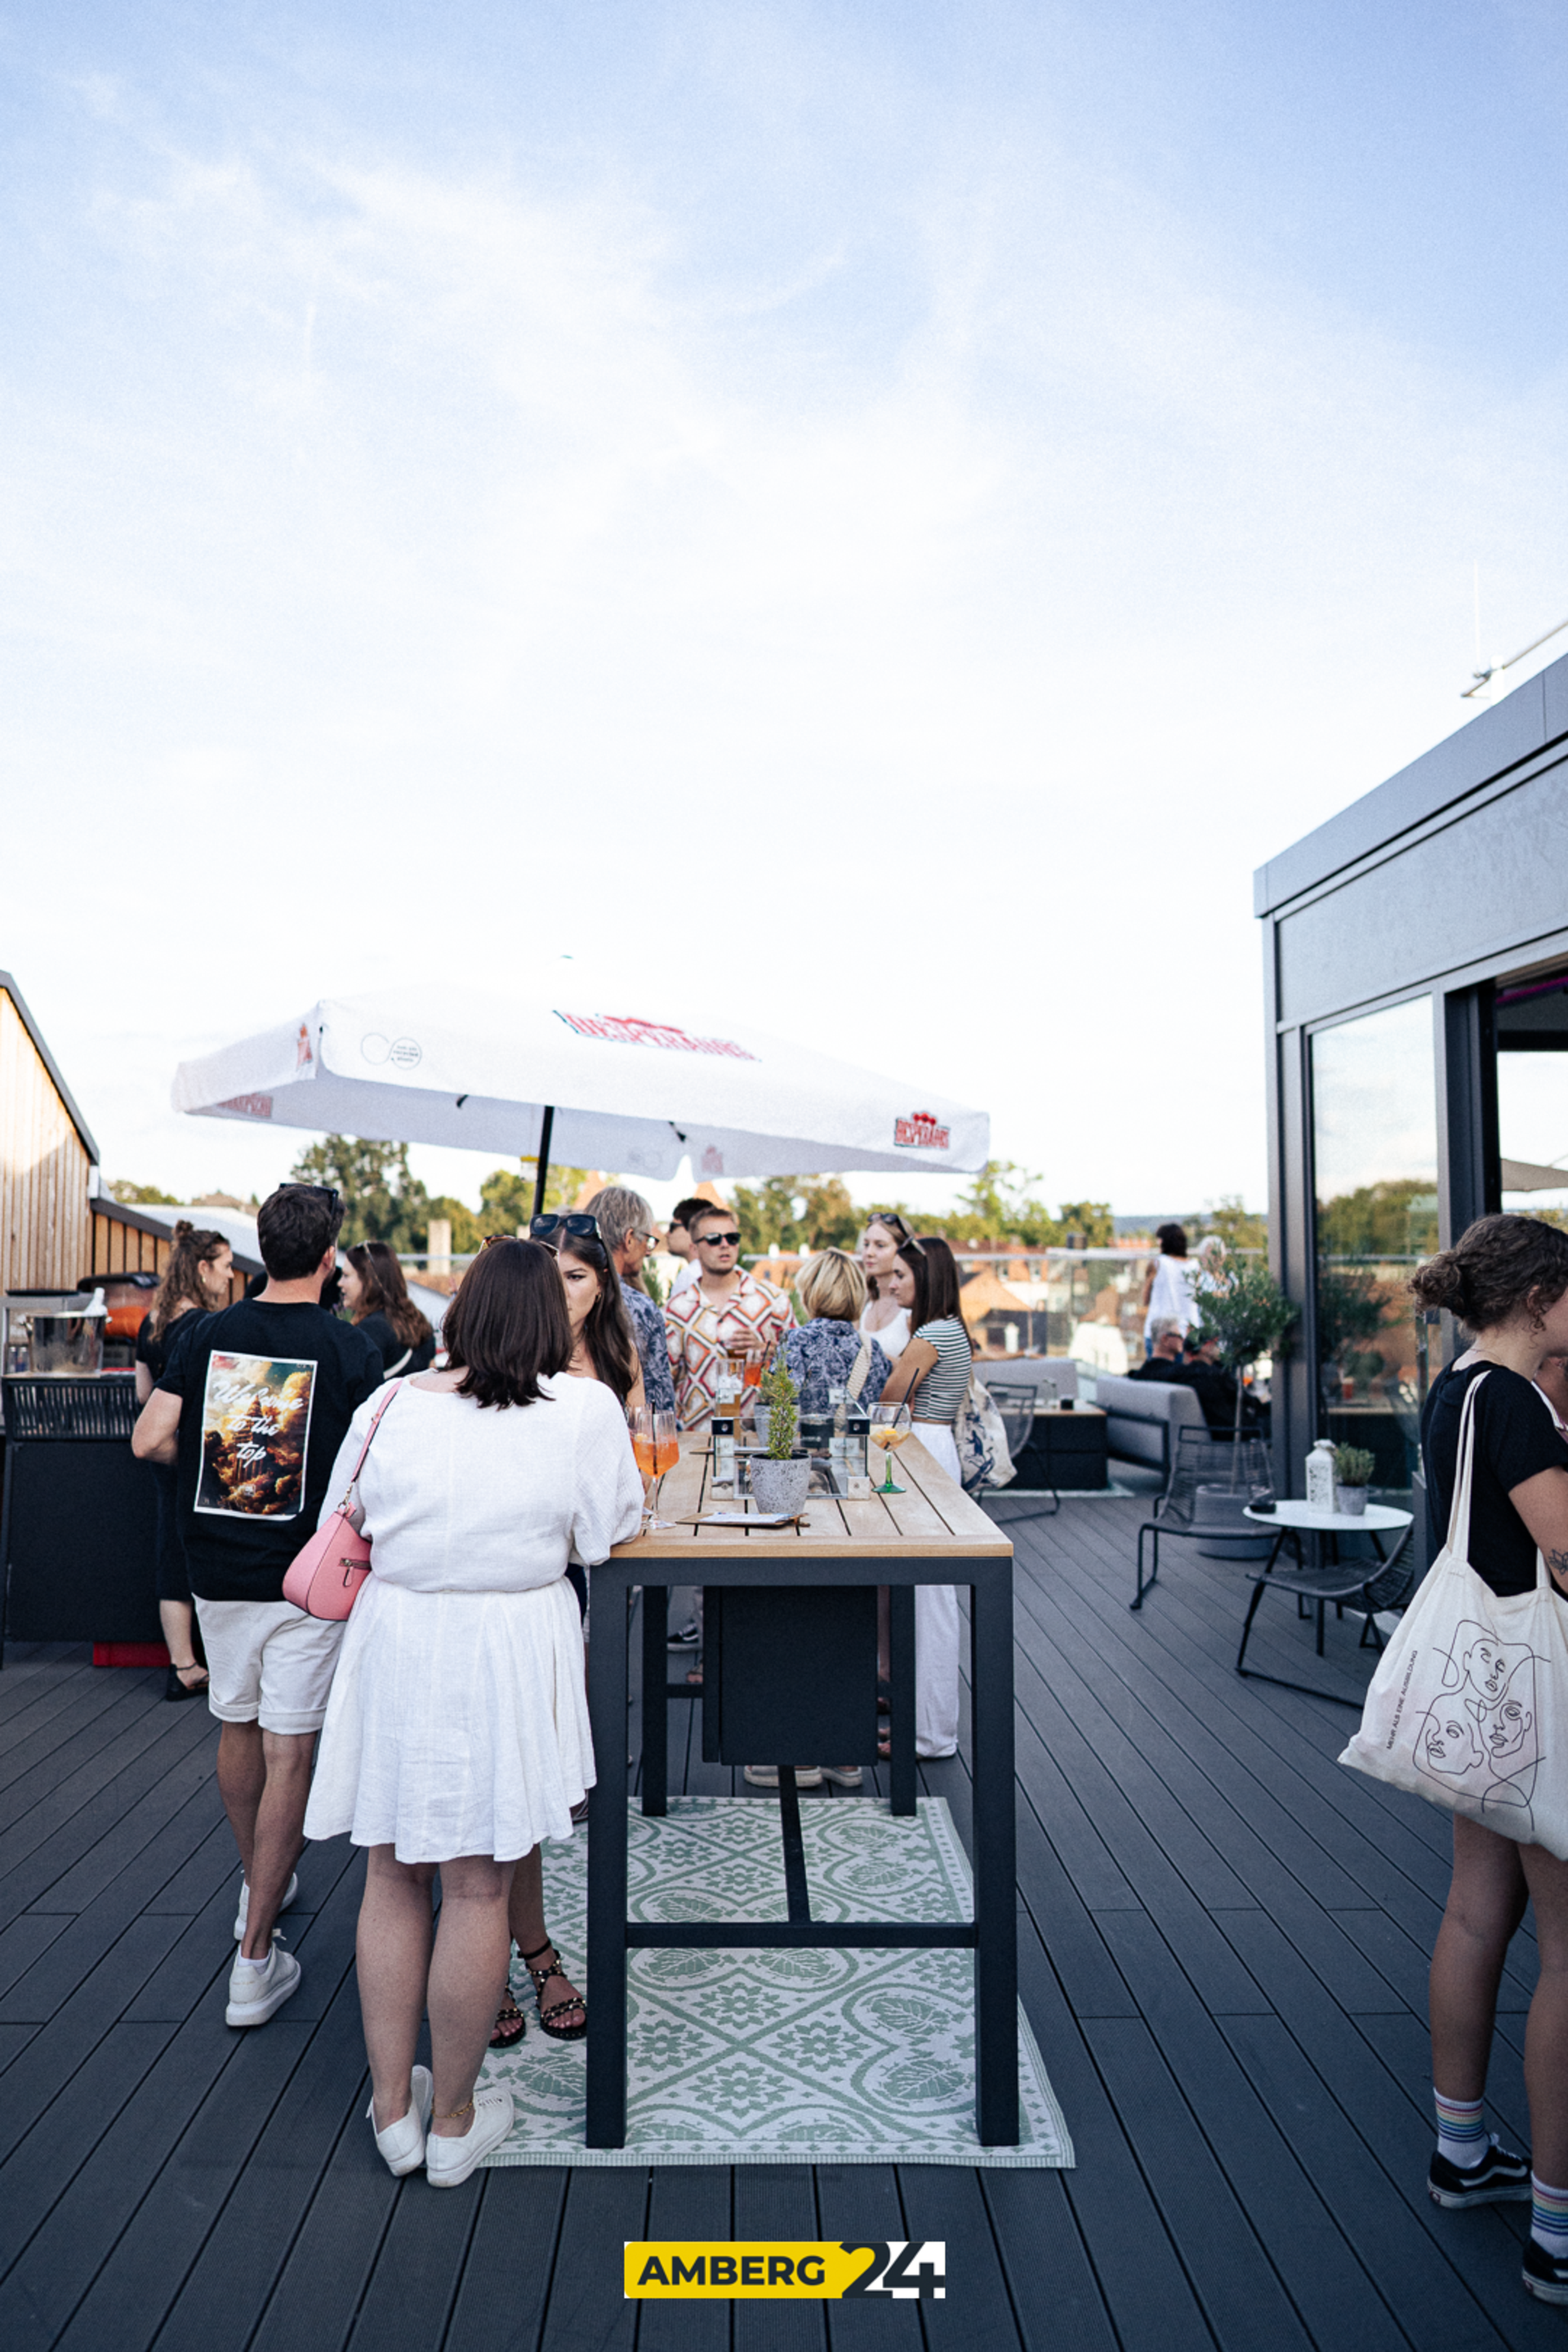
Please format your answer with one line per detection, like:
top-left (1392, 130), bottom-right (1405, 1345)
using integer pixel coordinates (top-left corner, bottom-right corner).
top-left (1433, 2088), bottom-right (1486, 2169)
top-left (1531, 2176), bottom-right (1568, 2256)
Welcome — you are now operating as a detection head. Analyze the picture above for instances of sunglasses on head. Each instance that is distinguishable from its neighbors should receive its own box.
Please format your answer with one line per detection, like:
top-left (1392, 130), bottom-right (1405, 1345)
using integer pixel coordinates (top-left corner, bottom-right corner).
top-left (696, 1228), bottom-right (742, 1248)
top-left (285, 1183), bottom-right (341, 1209)
top-left (871, 1214), bottom-right (922, 1253)
top-left (528, 1213), bottom-right (603, 1244)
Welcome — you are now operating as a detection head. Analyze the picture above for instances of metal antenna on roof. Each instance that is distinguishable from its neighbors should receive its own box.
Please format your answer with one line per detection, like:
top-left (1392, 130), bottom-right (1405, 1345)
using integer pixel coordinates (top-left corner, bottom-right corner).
top-left (1462, 603), bottom-right (1568, 702)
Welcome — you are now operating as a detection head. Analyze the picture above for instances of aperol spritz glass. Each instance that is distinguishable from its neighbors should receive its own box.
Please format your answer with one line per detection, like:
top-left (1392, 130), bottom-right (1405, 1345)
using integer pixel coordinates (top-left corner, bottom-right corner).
top-left (867, 1401), bottom-right (911, 1494)
top-left (630, 1405), bottom-right (680, 1526)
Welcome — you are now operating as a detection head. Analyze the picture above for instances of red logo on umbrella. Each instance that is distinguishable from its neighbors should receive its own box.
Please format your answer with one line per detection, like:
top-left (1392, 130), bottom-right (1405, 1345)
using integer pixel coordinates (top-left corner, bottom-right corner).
top-left (894, 1111), bottom-right (951, 1150)
top-left (554, 1012), bottom-right (757, 1062)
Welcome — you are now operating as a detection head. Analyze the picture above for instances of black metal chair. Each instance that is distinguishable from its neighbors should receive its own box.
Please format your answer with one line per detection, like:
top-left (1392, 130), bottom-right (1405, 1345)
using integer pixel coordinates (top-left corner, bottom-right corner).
top-left (1130, 1429), bottom-right (1274, 1610)
top-left (1233, 1512), bottom-right (1417, 1702)
top-left (987, 1383), bottom-right (1058, 1517)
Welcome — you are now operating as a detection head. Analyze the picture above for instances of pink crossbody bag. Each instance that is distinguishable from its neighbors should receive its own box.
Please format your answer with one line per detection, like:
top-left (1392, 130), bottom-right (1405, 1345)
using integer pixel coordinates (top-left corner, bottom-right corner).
top-left (282, 1381), bottom-right (403, 1621)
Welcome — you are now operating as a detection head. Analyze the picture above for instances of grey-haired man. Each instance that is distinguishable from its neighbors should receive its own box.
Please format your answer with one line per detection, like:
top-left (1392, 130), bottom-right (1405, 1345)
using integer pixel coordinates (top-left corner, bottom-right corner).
top-left (583, 1185), bottom-right (677, 1420)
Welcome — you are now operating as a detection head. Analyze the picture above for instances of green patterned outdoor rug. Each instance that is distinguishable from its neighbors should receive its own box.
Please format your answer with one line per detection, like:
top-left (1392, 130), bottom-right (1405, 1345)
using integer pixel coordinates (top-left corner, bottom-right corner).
top-left (479, 1795), bottom-right (1072, 2168)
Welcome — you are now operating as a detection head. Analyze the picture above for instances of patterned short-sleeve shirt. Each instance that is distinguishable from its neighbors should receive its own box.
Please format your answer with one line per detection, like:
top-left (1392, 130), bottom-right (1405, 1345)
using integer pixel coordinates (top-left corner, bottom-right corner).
top-left (662, 1267), bottom-right (793, 1428)
top-left (620, 1281), bottom-right (677, 1419)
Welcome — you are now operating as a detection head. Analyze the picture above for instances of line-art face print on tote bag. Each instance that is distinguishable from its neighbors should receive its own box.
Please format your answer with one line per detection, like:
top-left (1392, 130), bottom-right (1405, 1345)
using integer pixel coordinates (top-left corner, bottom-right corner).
top-left (1412, 1625), bottom-right (1541, 1832)
top-left (1339, 1370), bottom-right (1568, 1861)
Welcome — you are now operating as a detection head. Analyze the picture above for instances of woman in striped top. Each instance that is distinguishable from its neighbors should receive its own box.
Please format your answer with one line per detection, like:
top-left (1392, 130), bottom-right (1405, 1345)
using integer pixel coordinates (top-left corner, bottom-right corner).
top-left (876, 1235), bottom-right (972, 1758)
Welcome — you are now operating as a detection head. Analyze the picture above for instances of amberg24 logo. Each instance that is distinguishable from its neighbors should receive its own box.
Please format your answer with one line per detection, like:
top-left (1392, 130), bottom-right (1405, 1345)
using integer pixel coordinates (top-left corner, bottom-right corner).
top-left (624, 2239), bottom-right (947, 2300)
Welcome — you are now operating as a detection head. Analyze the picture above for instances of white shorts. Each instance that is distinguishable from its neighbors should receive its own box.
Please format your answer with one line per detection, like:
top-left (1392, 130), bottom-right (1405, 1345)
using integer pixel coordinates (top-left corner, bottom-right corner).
top-left (195, 1597), bottom-right (345, 1735)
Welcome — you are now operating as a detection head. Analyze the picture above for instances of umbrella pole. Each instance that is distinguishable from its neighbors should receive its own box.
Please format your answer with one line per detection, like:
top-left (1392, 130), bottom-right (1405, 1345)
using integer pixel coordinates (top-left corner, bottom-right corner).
top-left (532, 1106), bottom-right (555, 1221)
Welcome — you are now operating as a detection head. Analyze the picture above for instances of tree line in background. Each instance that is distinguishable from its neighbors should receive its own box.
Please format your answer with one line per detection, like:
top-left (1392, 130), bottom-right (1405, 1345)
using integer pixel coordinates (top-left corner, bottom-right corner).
top-left (284, 1137), bottom-right (598, 1251)
top-left (108, 1140), bottom-right (1269, 1260)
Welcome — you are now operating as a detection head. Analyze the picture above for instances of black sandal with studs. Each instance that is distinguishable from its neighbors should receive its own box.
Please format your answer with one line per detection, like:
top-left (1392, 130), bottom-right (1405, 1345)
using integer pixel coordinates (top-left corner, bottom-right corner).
top-left (488, 1989), bottom-right (528, 2051)
top-left (520, 1940), bottom-right (587, 2041)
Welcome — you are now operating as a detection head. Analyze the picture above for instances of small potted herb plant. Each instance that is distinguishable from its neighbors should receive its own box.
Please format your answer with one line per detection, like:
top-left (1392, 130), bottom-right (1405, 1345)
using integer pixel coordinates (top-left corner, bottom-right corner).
top-left (748, 1352), bottom-right (810, 1517)
top-left (1333, 1444), bottom-right (1376, 1517)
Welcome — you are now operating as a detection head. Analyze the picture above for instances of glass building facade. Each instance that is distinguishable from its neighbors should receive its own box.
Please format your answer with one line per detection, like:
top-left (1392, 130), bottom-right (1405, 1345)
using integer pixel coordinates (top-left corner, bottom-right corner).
top-left (1258, 651), bottom-right (1568, 1547)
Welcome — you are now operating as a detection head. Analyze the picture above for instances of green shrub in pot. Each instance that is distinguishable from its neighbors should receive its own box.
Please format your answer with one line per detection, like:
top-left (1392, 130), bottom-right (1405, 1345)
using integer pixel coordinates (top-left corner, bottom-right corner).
top-left (749, 1353), bottom-right (808, 1516)
top-left (1332, 1443), bottom-right (1376, 1517)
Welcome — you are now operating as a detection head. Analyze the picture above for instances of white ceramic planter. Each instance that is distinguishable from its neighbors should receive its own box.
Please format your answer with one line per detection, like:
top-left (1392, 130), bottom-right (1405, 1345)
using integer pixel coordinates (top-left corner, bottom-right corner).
top-left (1334, 1484), bottom-right (1369, 1517)
top-left (748, 1456), bottom-right (811, 1517)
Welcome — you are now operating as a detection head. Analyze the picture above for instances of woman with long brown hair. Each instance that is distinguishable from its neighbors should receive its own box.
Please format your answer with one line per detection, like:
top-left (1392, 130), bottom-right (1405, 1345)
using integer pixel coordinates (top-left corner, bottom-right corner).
top-left (529, 1213), bottom-right (644, 1412)
top-left (1413, 1215), bottom-right (1568, 2305)
top-left (875, 1233), bottom-right (972, 1761)
top-left (305, 1239), bottom-right (644, 2184)
top-left (134, 1222), bottom-right (233, 1700)
top-left (341, 1239), bottom-right (436, 1379)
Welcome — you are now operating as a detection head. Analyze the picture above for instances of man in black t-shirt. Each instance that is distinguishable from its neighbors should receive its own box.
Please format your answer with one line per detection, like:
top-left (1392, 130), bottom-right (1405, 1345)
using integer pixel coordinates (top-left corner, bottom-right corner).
top-left (133, 1184), bottom-right (381, 2028)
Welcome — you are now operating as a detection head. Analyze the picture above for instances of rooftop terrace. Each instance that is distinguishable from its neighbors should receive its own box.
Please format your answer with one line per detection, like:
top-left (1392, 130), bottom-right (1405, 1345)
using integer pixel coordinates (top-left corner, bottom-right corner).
top-left (0, 1491), bottom-right (1550, 2350)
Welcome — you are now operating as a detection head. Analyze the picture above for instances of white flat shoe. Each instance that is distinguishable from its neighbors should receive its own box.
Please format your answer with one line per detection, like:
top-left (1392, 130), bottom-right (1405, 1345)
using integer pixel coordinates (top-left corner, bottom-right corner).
top-left (225, 1935), bottom-right (301, 2028)
top-left (368, 2066), bottom-right (434, 2177)
top-left (234, 1870), bottom-right (299, 1941)
top-left (425, 2085), bottom-right (514, 2187)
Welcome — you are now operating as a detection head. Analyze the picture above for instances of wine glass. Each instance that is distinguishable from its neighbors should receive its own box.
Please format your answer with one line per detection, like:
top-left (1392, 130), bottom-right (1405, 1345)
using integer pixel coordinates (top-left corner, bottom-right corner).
top-left (867, 1401), bottom-right (912, 1494)
top-left (630, 1405), bottom-right (680, 1526)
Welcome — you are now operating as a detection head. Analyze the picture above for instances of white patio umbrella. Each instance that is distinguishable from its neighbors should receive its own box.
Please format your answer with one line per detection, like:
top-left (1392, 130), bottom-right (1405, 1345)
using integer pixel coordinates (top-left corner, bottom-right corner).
top-left (172, 982), bottom-right (988, 1210)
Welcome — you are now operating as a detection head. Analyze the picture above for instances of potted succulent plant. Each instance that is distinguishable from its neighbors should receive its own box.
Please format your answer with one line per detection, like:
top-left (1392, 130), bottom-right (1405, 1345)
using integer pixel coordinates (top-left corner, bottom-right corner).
top-left (1333, 1444), bottom-right (1376, 1517)
top-left (748, 1352), bottom-right (810, 1517)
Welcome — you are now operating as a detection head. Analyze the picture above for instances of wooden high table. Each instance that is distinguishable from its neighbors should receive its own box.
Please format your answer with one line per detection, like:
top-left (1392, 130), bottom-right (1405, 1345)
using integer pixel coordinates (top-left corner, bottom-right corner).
top-left (586, 1430), bottom-right (1019, 2149)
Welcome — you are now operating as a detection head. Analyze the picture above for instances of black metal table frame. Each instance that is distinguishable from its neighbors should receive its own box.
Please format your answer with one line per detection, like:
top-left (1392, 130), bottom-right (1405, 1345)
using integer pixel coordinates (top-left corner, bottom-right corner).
top-left (1234, 1523), bottom-right (1401, 1705)
top-left (586, 1550), bottom-right (1018, 2149)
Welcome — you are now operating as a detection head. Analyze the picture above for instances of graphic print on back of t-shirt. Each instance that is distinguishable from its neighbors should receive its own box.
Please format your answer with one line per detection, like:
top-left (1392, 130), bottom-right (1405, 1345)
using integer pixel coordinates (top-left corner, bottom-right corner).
top-left (196, 1352), bottom-right (317, 1521)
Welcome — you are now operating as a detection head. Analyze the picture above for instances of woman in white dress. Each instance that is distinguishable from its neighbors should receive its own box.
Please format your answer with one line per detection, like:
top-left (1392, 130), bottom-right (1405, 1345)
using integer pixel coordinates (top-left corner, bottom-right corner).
top-left (859, 1214), bottom-right (915, 1361)
top-left (304, 1240), bottom-right (644, 2185)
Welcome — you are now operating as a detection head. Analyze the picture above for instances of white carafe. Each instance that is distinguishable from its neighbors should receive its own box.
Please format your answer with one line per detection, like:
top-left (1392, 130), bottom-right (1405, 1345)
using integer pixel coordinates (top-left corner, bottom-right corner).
top-left (1304, 1437), bottom-right (1338, 1512)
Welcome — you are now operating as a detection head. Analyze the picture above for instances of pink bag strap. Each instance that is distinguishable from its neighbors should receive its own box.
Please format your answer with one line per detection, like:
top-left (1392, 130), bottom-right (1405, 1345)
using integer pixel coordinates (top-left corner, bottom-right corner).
top-left (332, 1379), bottom-right (404, 1512)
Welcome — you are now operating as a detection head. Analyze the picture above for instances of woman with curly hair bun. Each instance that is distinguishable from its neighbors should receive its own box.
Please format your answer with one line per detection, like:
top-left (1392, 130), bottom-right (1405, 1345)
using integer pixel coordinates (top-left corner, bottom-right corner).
top-left (1412, 1214), bottom-right (1568, 2305)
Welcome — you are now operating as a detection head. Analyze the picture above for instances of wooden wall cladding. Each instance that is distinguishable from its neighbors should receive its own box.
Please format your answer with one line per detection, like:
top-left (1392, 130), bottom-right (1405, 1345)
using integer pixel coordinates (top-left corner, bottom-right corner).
top-left (0, 987), bottom-right (91, 1293)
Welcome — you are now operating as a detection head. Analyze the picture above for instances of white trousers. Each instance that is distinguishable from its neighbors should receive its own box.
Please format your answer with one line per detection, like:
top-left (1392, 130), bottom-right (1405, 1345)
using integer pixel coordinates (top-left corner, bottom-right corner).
top-left (911, 1421), bottom-right (962, 1757)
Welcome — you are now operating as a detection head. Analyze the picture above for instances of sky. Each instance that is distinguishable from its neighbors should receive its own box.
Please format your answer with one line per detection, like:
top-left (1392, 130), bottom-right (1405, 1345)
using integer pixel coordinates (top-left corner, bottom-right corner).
top-left (5, 0), bottom-right (1568, 1220)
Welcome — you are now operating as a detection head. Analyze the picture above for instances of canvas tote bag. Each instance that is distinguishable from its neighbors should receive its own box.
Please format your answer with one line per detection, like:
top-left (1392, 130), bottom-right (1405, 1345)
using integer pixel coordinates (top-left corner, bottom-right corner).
top-left (1339, 1370), bottom-right (1568, 1860)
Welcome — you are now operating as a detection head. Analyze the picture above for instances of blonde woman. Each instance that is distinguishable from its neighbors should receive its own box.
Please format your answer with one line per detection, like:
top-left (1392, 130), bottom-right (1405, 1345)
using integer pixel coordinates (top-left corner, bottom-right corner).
top-left (779, 1248), bottom-right (892, 1415)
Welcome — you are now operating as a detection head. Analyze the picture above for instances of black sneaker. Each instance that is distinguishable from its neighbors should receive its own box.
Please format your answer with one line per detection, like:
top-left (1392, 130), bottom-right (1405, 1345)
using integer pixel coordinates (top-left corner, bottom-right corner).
top-left (666, 1619), bottom-right (701, 1649)
top-left (1428, 2140), bottom-right (1531, 2208)
top-left (1524, 2238), bottom-right (1568, 2305)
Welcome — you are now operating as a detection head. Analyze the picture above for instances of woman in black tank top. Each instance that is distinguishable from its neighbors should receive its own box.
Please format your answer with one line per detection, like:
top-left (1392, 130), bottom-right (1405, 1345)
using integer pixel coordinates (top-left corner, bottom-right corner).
top-left (1410, 1215), bottom-right (1568, 2302)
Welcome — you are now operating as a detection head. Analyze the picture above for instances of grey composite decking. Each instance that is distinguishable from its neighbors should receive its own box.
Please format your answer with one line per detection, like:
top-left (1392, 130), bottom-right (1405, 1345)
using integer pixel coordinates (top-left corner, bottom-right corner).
top-left (0, 1494), bottom-right (1555, 2351)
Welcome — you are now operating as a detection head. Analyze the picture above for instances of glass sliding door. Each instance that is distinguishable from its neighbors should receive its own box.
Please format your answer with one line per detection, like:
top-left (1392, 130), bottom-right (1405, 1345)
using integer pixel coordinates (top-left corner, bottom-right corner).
top-left (1311, 996), bottom-right (1438, 1504)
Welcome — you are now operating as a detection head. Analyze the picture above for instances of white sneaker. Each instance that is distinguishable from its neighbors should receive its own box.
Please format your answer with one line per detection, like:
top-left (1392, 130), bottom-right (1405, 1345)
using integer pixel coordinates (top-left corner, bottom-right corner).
top-left (234, 1870), bottom-right (299, 1941)
top-left (368, 2065), bottom-right (434, 2177)
top-left (743, 1766), bottom-right (823, 1788)
top-left (425, 2085), bottom-right (515, 2187)
top-left (225, 1934), bottom-right (301, 2028)
top-left (819, 1765), bottom-right (863, 1788)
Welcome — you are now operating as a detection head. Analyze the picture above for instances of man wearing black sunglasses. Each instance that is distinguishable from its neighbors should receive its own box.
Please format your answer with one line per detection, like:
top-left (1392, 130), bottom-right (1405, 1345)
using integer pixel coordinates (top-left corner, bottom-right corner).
top-left (662, 1204), bottom-right (791, 1428)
